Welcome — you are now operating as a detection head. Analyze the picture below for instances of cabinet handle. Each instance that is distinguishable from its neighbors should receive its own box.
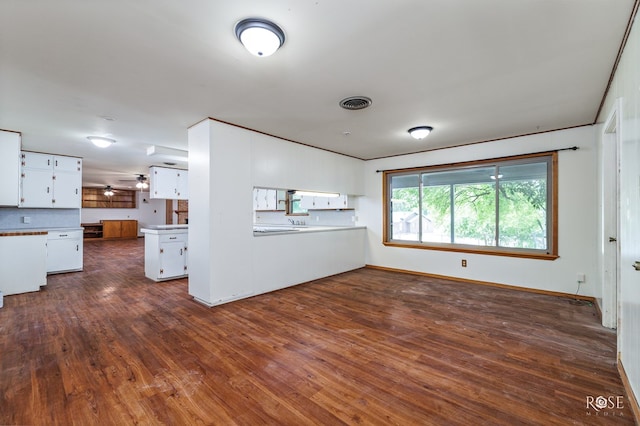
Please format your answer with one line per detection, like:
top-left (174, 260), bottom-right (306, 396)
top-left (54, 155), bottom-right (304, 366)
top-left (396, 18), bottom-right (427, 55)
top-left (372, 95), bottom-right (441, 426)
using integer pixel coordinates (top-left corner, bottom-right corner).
top-left (76, 188), bottom-right (78, 194)
top-left (160, 248), bottom-right (164, 253)
top-left (47, 187), bottom-right (50, 194)
top-left (76, 245), bottom-right (79, 251)
top-left (48, 159), bottom-right (50, 166)
top-left (55, 160), bottom-right (58, 167)
top-left (180, 248), bottom-right (183, 255)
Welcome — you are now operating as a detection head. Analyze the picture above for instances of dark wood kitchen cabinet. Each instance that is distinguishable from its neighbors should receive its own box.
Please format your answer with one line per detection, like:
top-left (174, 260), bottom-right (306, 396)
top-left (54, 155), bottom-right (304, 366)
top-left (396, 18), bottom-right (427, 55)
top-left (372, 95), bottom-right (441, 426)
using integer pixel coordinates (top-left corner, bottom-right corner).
top-left (102, 220), bottom-right (138, 239)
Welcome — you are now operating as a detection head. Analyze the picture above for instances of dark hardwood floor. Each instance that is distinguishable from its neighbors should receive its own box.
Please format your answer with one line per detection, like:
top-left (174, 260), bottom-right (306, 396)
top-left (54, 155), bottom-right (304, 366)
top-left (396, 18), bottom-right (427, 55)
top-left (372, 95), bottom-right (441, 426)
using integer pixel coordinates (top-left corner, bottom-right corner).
top-left (0, 238), bottom-right (634, 425)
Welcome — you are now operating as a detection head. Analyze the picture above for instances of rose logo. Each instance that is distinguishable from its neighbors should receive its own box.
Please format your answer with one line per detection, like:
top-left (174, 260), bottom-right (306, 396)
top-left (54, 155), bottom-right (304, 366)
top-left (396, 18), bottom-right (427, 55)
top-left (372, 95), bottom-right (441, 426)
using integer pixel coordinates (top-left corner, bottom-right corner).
top-left (595, 396), bottom-right (608, 409)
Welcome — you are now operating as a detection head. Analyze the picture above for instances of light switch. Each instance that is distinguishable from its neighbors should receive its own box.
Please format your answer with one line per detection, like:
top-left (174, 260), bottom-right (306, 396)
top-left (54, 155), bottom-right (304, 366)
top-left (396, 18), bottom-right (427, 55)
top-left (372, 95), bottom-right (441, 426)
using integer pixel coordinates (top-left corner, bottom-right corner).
top-left (23, 216), bottom-right (31, 224)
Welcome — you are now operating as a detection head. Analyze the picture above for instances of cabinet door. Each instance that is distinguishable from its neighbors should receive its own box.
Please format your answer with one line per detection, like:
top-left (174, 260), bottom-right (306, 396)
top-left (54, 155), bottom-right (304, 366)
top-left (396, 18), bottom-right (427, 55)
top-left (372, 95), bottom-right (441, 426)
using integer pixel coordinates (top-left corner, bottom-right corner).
top-left (21, 152), bottom-right (53, 170)
top-left (298, 195), bottom-right (315, 210)
top-left (20, 169), bottom-right (54, 207)
top-left (253, 188), bottom-right (259, 210)
top-left (327, 195), bottom-right (347, 209)
top-left (265, 189), bottom-right (277, 210)
top-left (159, 240), bottom-right (187, 279)
top-left (150, 166), bottom-right (174, 199)
top-left (53, 171), bottom-right (81, 208)
top-left (53, 155), bottom-right (82, 173)
top-left (175, 170), bottom-right (188, 200)
top-left (102, 221), bottom-right (122, 238)
top-left (53, 156), bottom-right (82, 173)
top-left (47, 237), bottom-right (82, 273)
top-left (254, 188), bottom-right (267, 210)
top-left (120, 220), bottom-right (138, 238)
top-left (0, 131), bottom-right (20, 206)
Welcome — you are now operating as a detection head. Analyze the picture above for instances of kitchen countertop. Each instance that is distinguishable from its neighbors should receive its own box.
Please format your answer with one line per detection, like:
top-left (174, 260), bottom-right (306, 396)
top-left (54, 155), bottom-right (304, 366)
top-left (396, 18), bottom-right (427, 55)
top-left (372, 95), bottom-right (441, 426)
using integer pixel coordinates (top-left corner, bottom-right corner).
top-left (140, 225), bottom-right (188, 234)
top-left (253, 225), bottom-right (366, 236)
top-left (0, 227), bottom-right (83, 237)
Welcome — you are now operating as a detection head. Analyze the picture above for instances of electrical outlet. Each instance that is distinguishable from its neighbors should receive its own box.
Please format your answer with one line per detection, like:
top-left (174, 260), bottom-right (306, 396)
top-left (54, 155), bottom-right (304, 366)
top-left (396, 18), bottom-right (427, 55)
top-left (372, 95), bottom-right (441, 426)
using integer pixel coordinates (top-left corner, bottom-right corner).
top-left (461, 259), bottom-right (467, 267)
top-left (577, 273), bottom-right (585, 283)
top-left (23, 216), bottom-right (31, 224)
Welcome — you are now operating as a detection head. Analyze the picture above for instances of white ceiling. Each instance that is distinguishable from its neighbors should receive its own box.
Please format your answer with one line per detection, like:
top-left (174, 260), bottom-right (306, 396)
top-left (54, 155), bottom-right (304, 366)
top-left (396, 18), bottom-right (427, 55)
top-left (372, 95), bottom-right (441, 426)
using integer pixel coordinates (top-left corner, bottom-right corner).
top-left (0, 1), bottom-right (635, 189)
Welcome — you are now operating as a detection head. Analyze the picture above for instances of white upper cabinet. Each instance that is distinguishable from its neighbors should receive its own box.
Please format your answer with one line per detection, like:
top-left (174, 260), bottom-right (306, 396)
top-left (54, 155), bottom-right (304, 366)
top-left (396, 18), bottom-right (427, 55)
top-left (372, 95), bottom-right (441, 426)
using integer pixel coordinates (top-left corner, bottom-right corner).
top-left (150, 166), bottom-right (188, 200)
top-left (19, 151), bottom-right (82, 208)
top-left (300, 194), bottom-right (351, 210)
top-left (254, 188), bottom-right (280, 210)
top-left (0, 130), bottom-right (20, 206)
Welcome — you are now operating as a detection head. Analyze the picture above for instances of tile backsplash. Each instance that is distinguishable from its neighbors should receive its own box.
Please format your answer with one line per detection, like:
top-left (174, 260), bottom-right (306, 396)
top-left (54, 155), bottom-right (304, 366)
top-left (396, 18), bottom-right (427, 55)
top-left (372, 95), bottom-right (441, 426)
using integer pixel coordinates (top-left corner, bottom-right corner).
top-left (0, 207), bottom-right (80, 229)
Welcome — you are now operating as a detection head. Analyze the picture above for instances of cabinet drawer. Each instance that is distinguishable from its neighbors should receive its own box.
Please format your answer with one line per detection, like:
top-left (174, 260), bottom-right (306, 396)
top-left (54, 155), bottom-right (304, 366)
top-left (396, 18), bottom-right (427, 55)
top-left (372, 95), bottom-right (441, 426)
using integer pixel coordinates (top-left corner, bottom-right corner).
top-left (159, 233), bottom-right (187, 243)
top-left (47, 230), bottom-right (83, 240)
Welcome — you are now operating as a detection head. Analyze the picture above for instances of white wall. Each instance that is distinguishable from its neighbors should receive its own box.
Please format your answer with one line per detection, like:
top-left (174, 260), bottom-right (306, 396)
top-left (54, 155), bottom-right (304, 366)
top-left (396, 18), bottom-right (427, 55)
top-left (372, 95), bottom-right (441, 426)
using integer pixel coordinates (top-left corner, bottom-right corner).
top-left (597, 13), bottom-right (640, 405)
top-left (188, 119), bottom-right (365, 306)
top-left (80, 191), bottom-right (167, 235)
top-left (361, 126), bottom-right (599, 296)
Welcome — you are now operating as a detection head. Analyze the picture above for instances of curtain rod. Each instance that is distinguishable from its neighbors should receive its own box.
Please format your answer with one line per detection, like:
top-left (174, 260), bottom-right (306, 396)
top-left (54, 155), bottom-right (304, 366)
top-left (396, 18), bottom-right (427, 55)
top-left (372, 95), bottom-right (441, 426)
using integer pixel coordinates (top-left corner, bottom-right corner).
top-left (375, 146), bottom-right (579, 173)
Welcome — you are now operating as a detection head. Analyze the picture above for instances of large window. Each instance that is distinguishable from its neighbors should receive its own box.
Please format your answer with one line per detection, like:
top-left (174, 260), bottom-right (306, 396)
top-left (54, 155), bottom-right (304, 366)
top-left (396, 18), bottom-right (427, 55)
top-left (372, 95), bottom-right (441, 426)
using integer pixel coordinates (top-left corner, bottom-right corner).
top-left (384, 152), bottom-right (557, 259)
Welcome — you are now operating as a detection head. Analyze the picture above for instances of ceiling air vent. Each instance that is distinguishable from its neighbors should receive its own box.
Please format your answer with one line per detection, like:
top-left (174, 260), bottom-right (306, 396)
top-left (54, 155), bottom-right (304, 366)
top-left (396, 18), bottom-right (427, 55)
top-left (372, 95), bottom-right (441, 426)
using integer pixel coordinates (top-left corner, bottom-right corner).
top-left (339, 96), bottom-right (372, 110)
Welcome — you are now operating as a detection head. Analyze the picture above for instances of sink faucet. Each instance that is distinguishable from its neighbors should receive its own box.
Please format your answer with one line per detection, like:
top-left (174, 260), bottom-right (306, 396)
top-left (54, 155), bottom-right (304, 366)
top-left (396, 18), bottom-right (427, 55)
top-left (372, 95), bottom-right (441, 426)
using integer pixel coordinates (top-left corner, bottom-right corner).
top-left (288, 219), bottom-right (294, 225)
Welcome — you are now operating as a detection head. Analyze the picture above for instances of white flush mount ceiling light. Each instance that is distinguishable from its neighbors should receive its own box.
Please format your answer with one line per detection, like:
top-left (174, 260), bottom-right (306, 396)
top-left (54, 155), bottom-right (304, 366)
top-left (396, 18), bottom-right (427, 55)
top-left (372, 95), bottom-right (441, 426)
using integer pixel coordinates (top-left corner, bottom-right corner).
top-left (235, 18), bottom-right (285, 57)
top-left (87, 136), bottom-right (116, 148)
top-left (408, 126), bottom-right (433, 140)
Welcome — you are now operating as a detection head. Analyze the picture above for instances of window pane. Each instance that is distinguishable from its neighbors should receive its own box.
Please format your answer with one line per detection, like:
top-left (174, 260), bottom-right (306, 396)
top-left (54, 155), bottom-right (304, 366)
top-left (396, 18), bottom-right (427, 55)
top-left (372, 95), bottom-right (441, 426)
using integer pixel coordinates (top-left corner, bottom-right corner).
top-left (497, 162), bottom-right (548, 249)
top-left (452, 172), bottom-right (496, 246)
top-left (390, 174), bottom-right (420, 241)
top-left (421, 183), bottom-right (451, 243)
top-left (383, 153), bottom-right (556, 258)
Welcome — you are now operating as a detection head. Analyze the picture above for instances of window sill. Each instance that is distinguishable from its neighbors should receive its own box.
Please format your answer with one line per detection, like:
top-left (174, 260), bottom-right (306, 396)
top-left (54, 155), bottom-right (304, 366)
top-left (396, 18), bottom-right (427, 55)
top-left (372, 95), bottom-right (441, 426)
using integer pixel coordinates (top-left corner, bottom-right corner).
top-left (383, 241), bottom-right (559, 261)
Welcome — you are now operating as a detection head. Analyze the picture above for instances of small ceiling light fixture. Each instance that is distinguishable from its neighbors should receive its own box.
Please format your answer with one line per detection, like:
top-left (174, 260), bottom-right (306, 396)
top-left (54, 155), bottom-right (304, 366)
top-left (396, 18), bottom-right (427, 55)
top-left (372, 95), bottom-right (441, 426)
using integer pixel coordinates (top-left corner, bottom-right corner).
top-left (87, 136), bottom-right (116, 148)
top-left (104, 186), bottom-right (114, 197)
top-left (135, 174), bottom-right (149, 189)
top-left (235, 18), bottom-right (285, 57)
top-left (408, 126), bottom-right (433, 140)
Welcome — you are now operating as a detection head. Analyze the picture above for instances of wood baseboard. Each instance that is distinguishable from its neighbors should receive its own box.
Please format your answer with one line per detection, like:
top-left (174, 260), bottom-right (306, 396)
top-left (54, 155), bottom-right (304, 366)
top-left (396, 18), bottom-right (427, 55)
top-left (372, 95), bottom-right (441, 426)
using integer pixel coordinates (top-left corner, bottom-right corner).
top-left (593, 297), bottom-right (603, 323)
top-left (618, 359), bottom-right (640, 424)
top-left (364, 264), bottom-right (596, 303)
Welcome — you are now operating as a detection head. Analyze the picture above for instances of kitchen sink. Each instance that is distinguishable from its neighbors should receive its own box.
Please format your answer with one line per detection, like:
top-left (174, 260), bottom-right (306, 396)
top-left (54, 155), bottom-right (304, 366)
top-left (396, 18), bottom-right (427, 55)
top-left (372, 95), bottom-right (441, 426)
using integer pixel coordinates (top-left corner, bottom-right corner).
top-left (253, 226), bottom-right (300, 233)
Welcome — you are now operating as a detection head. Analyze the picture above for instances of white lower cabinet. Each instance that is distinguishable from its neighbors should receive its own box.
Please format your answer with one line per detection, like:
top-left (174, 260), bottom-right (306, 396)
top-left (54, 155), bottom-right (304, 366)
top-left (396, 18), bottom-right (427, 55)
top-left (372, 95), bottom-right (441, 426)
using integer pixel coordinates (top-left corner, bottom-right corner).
top-left (0, 233), bottom-right (47, 296)
top-left (46, 229), bottom-right (83, 274)
top-left (141, 229), bottom-right (188, 281)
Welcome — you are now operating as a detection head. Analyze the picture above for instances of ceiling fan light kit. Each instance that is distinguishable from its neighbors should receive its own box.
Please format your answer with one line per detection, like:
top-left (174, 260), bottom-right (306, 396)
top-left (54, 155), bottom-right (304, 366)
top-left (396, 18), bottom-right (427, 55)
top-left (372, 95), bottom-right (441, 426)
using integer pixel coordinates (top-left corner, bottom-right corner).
top-left (136, 174), bottom-right (149, 189)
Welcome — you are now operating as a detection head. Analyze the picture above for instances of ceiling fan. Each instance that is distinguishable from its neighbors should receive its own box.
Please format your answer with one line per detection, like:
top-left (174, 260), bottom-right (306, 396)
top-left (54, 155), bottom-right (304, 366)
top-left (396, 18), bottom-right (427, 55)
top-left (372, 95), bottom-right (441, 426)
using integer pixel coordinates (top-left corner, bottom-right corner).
top-left (135, 174), bottom-right (149, 190)
top-left (117, 174), bottom-right (149, 190)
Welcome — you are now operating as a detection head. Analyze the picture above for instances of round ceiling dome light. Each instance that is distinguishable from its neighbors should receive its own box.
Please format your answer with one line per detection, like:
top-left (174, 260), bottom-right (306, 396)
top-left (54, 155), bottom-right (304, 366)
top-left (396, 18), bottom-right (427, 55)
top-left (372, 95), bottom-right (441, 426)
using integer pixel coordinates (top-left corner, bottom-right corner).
top-left (339, 96), bottom-right (372, 110)
top-left (408, 126), bottom-right (433, 140)
top-left (235, 18), bottom-right (285, 57)
top-left (87, 136), bottom-right (116, 148)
